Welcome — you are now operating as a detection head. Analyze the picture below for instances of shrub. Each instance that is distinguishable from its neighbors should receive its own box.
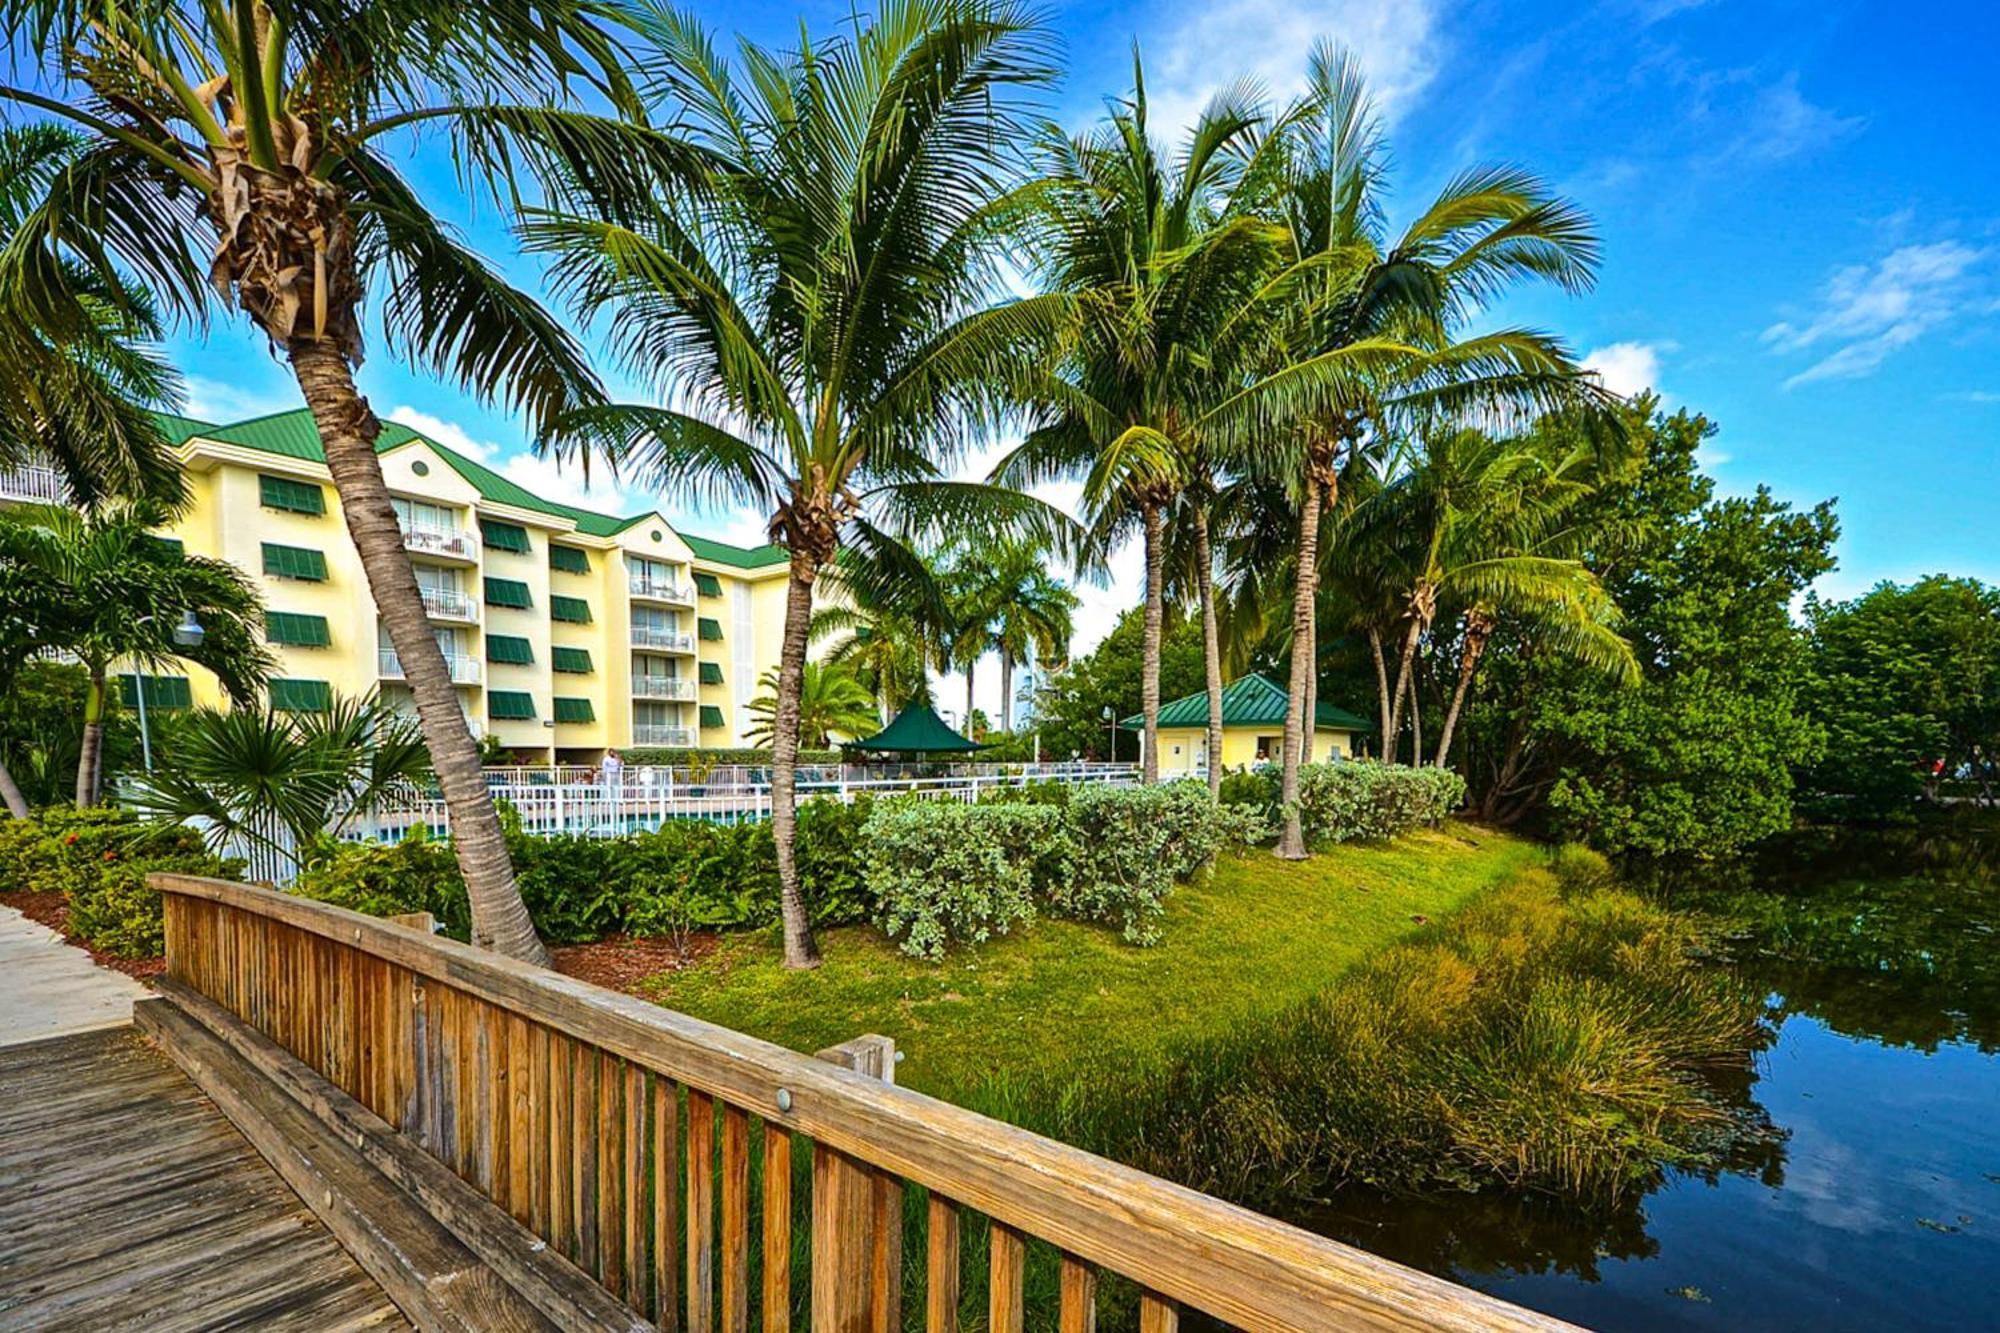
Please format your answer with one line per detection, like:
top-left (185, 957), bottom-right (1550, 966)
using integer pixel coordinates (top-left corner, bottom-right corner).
top-left (69, 847), bottom-right (245, 957)
top-left (293, 834), bottom-right (472, 940)
top-left (1292, 762), bottom-right (1464, 845)
top-left (864, 801), bottom-right (1049, 960)
top-left (0, 817), bottom-right (63, 894)
top-left (1548, 842), bottom-right (1617, 896)
top-left (611, 747), bottom-right (842, 768)
top-left (1055, 783), bottom-right (1257, 945)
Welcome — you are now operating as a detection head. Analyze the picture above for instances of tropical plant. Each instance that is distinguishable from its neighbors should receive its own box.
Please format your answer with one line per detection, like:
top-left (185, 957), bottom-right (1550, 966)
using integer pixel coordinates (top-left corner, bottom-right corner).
top-left (944, 539), bottom-right (1078, 733)
top-left (813, 603), bottom-right (938, 722)
top-left (744, 662), bottom-right (880, 750)
top-left (124, 692), bottom-right (434, 861)
top-left (533, 0), bottom-right (1073, 967)
top-left (0, 0), bottom-right (685, 960)
top-left (0, 501), bottom-right (270, 806)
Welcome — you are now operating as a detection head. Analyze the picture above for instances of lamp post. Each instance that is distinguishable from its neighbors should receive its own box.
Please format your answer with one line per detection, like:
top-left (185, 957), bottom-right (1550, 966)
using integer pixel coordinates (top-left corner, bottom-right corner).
top-left (1101, 704), bottom-right (1114, 762)
top-left (129, 611), bottom-right (206, 772)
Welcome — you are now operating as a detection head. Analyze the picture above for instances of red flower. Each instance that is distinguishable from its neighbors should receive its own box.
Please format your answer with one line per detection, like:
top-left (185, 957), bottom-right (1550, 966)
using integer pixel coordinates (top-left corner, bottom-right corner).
top-left (102, 851), bottom-right (117, 862)
top-left (64, 834), bottom-right (79, 845)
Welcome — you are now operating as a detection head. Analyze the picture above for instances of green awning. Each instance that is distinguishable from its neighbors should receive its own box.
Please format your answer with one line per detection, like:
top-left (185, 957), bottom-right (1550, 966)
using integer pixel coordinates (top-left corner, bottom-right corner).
top-left (480, 518), bottom-right (532, 553)
top-left (488, 690), bottom-right (536, 721)
top-left (487, 635), bottom-right (534, 666)
top-left (553, 696), bottom-right (595, 724)
top-left (552, 646), bottom-right (593, 674)
top-left (694, 571), bottom-right (722, 597)
top-left (697, 617), bottom-right (723, 641)
top-left (550, 595), bottom-right (592, 624)
top-left (484, 577), bottom-right (532, 609)
top-left (549, 545), bottom-right (591, 575)
top-left (261, 542), bottom-right (327, 581)
top-left (119, 674), bottom-right (192, 710)
top-left (270, 678), bottom-right (331, 712)
top-left (841, 701), bottom-right (988, 754)
top-left (265, 611), bottom-right (331, 647)
top-left (699, 704), bottom-right (725, 728)
top-left (259, 474), bottom-right (324, 516)
top-left (698, 661), bottom-right (723, 685)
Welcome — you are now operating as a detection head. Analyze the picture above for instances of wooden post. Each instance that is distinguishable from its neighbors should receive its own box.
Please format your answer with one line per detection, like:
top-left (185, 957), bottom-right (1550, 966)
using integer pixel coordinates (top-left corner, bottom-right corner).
top-left (388, 911), bottom-right (436, 935)
top-left (814, 1036), bottom-right (901, 1332)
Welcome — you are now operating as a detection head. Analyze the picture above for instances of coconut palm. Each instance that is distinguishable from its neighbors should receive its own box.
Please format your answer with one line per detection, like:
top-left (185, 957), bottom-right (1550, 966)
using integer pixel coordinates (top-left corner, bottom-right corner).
top-left (813, 605), bottom-right (940, 722)
top-left (0, 0), bottom-right (685, 959)
top-left (533, 0), bottom-right (1073, 967)
top-left (744, 663), bottom-right (881, 751)
top-left (979, 541), bottom-right (1078, 732)
top-left (0, 501), bottom-right (271, 805)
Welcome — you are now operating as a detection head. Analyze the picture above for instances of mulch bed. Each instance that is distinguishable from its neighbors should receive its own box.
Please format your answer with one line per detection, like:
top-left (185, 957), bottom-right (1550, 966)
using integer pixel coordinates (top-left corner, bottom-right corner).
top-left (0, 890), bottom-right (167, 980)
top-left (551, 933), bottom-right (718, 996)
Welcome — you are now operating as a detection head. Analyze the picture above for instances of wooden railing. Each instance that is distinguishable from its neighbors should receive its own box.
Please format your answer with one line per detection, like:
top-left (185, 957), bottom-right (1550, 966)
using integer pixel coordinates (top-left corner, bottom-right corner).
top-left (154, 873), bottom-right (1578, 1333)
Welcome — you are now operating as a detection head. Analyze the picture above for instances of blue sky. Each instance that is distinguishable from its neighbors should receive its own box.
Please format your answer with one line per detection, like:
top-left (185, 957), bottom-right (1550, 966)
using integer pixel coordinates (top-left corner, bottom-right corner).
top-left (163, 0), bottom-right (2000, 705)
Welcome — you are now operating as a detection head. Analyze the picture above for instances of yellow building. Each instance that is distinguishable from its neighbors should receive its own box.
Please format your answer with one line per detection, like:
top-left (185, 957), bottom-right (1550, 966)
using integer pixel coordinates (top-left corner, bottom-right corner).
top-left (35, 408), bottom-right (811, 763)
top-left (1125, 674), bottom-right (1371, 776)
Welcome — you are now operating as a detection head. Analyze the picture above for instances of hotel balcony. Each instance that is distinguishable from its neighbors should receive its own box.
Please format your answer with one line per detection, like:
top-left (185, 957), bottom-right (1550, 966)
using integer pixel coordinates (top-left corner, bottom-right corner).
top-left (419, 587), bottom-right (479, 622)
top-left (630, 626), bottom-right (695, 653)
top-left (401, 521), bottom-right (477, 563)
top-left (633, 724), bottom-right (696, 747)
top-left (628, 574), bottom-right (693, 605)
top-left (0, 465), bottom-right (67, 505)
top-left (633, 677), bottom-right (697, 701)
top-left (378, 647), bottom-right (483, 686)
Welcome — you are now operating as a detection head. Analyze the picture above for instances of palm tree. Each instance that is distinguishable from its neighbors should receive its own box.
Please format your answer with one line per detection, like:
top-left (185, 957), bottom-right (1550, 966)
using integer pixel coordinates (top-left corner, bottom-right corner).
top-left (812, 605), bottom-right (939, 723)
top-left (0, 502), bottom-right (271, 805)
top-left (0, 0), bottom-right (684, 960)
top-left (745, 663), bottom-right (881, 750)
top-left (533, 0), bottom-right (1072, 967)
top-left (980, 541), bottom-right (1078, 732)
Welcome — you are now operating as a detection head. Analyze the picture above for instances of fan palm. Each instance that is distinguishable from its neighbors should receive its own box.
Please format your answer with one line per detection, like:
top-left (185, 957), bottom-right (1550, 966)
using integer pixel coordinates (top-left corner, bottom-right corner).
top-left (0, 0), bottom-right (691, 961)
top-left (0, 501), bottom-right (271, 806)
top-left (744, 663), bottom-right (881, 750)
top-left (532, 0), bottom-right (1073, 967)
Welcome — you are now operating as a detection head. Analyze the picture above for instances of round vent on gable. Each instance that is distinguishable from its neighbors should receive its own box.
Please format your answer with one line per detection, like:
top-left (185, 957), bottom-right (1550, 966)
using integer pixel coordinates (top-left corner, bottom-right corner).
top-left (651, 529), bottom-right (663, 542)
top-left (411, 460), bottom-right (430, 476)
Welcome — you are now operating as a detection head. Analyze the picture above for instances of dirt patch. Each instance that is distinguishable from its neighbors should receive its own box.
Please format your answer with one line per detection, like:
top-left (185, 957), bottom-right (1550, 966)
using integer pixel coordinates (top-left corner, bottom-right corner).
top-left (551, 933), bottom-right (718, 996)
top-left (0, 891), bottom-right (166, 980)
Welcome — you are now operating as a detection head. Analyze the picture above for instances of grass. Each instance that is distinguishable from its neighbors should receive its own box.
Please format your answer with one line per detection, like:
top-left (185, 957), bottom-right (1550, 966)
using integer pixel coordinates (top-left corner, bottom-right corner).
top-left (644, 821), bottom-right (1541, 1106)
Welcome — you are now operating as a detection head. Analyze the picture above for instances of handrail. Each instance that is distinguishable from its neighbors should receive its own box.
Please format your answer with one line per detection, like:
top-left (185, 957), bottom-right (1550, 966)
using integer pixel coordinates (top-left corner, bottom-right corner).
top-left (153, 872), bottom-right (1577, 1332)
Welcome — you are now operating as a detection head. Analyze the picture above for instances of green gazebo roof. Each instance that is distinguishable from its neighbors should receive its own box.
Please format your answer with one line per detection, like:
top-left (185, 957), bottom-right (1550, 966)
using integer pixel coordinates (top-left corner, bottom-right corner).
top-left (1123, 674), bottom-right (1372, 732)
top-left (842, 701), bottom-right (989, 754)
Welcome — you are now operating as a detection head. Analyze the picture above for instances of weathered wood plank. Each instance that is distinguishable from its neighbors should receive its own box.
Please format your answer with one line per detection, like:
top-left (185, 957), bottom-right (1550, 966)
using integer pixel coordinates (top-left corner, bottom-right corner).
top-left (686, 1089), bottom-right (716, 1333)
top-left (925, 1195), bottom-right (960, 1333)
top-left (1138, 1290), bottom-right (1180, 1333)
top-left (653, 1076), bottom-right (683, 1333)
top-left (721, 1102), bottom-right (750, 1333)
top-left (762, 1127), bottom-right (793, 1333)
top-left (1060, 1255), bottom-right (1098, 1333)
top-left (988, 1221), bottom-right (1025, 1333)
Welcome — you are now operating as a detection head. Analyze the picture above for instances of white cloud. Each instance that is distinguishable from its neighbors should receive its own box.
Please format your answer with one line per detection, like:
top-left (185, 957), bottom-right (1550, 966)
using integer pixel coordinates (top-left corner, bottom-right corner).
top-left (1763, 240), bottom-right (1987, 388)
top-left (1946, 390), bottom-right (2000, 404)
top-left (1718, 73), bottom-right (1863, 167)
top-left (182, 376), bottom-right (300, 425)
top-left (386, 405), bottom-right (647, 517)
top-left (1581, 341), bottom-right (1669, 400)
top-left (1141, 0), bottom-right (1440, 138)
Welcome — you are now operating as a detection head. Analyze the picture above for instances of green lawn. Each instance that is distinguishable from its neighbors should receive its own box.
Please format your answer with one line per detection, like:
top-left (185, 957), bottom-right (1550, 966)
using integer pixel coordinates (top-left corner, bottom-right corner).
top-left (645, 821), bottom-right (1540, 1106)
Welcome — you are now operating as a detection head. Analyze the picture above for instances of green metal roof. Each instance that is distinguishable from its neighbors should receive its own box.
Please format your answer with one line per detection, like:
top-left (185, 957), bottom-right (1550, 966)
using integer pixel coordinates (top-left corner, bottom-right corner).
top-left (1123, 674), bottom-right (1372, 732)
top-left (682, 532), bottom-right (788, 569)
top-left (150, 411), bottom-right (216, 446)
top-left (842, 701), bottom-right (989, 754)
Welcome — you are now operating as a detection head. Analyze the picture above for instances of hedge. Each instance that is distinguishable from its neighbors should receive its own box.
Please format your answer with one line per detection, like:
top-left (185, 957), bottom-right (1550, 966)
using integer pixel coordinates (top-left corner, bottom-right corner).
top-left (1221, 761), bottom-right (1464, 845)
top-left (0, 808), bottom-right (242, 956)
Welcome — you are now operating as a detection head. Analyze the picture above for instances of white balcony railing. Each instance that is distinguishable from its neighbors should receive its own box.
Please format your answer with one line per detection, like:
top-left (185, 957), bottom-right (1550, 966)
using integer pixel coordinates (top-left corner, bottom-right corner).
top-left (401, 522), bottom-right (476, 561)
top-left (633, 725), bottom-right (697, 747)
top-left (419, 587), bottom-right (478, 621)
top-left (633, 677), bottom-right (697, 701)
top-left (378, 648), bottom-right (482, 685)
top-left (631, 627), bottom-right (695, 653)
top-left (628, 575), bottom-right (693, 604)
top-left (0, 465), bottom-right (66, 504)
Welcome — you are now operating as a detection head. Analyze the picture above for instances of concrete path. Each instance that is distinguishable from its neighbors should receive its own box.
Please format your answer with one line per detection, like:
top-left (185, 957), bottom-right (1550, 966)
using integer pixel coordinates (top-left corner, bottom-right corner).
top-left (0, 907), bottom-right (149, 1049)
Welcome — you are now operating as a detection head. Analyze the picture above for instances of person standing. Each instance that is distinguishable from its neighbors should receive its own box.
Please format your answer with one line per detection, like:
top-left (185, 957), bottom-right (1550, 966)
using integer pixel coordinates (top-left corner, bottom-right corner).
top-left (600, 748), bottom-right (623, 799)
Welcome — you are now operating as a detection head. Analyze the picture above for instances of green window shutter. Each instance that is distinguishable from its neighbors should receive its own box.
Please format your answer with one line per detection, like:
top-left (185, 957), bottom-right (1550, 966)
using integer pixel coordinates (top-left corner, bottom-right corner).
top-left (119, 674), bottom-right (192, 710)
top-left (261, 542), bottom-right (328, 582)
top-left (151, 535), bottom-right (184, 557)
top-left (269, 678), bottom-right (331, 712)
top-left (484, 577), bottom-right (532, 610)
top-left (480, 518), bottom-right (531, 553)
top-left (549, 545), bottom-right (591, 575)
top-left (693, 571), bottom-right (722, 597)
top-left (553, 696), bottom-right (595, 724)
top-left (550, 595), bottom-right (592, 624)
top-left (699, 704), bottom-right (725, 729)
top-left (697, 617), bottom-right (723, 641)
top-left (486, 635), bottom-right (534, 666)
top-left (488, 690), bottom-right (536, 721)
top-left (698, 661), bottom-right (723, 686)
top-left (265, 611), bottom-right (332, 647)
top-left (552, 646), bottom-right (593, 674)
top-left (259, 474), bottom-right (325, 515)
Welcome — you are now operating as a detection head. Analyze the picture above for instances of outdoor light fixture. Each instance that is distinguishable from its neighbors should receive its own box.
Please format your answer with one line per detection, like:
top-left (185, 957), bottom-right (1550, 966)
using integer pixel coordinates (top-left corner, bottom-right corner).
top-left (172, 610), bottom-right (205, 647)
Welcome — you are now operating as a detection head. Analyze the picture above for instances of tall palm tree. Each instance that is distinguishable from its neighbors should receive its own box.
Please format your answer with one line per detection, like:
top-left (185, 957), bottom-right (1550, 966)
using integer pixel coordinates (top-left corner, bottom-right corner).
top-left (0, 0), bottom-right (682, 960)
top-left (533, 0), bottom-right (1072, 967)
top-left (812, 604), bottom-right (937, 723)
top-left (1249, 44), bottom-right (1607, 856)
top-left (982, 542), bottom-right (1078, 733)
top-left (0, 502), bottom-right (270, 805)
top-left (745, 662), bottom-right (880, 750)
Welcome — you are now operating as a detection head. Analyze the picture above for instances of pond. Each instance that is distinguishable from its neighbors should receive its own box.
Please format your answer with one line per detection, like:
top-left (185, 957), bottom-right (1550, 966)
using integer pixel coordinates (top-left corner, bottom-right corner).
top-left (1298, 818), bottom-right (2000, 1331)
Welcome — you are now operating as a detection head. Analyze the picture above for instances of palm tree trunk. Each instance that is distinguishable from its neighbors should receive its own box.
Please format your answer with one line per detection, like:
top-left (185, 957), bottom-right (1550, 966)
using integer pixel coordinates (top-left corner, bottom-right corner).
top-left (1193, 505), bottom-right (1223, 796)
top-left (1369, 627), bottom-right (1391, 760)
top-left (1140, 499), bottom-right (1165, 785)
top-left (288, 339), bottom-right (547, 965)
top-left (770, 552), bottom-right (824, 969)
top-left (1409, 658), bottom-right (1423, 767)
top-left (0, 760), bottom-right (28, 819)
top-left (999, 653), bottom-right (1014, 734)
top-left (1276, 472), bottom-right (1323, 859)
top-left (76, 664), bottom-right (107, 807)
top-left (1386, 618), bottom-right (1421, 766)
top-left (964, 663), bottom-right (975, 732)
top-left (1434, 610), bottom-right (1494, 768)
top-left (1300, 613), bottom-right (1319, 768)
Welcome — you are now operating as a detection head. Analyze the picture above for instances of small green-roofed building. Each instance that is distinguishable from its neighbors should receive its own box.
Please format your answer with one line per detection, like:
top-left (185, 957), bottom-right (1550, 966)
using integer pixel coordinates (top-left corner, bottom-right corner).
top-left (842, 701), bottom-right (986, 755)
top-left (1122, 674), bottom-right (1370, 773)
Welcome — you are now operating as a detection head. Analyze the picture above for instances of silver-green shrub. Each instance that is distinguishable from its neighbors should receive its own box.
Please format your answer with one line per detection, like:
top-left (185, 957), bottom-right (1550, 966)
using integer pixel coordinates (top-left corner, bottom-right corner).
top-left (863, 801), bottom-right (1053, 960)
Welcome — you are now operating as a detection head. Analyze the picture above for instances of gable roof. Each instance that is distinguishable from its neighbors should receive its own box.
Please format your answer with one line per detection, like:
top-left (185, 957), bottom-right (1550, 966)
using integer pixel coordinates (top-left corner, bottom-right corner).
top-left (1124, 674), bottom-right (1372, 732)
top-left (187, 407), bottom-right (786, 564)
top-left (842, 700), bottom-right (989, 754)
top-left (149, 411), bottom-right (216, 446)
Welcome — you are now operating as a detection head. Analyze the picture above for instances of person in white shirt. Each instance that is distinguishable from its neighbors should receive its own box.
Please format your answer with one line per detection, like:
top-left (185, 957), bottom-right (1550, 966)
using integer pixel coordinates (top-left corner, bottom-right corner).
top-left (600, 748), bottom-right (623, 797)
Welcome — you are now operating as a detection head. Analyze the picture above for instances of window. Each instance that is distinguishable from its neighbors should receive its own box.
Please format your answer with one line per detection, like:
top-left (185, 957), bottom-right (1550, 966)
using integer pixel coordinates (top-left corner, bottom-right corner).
top-left (697, 617), bottom-right (723, 642)
top-left (630, 555), bottom-right (673, 583)
top-left (414, 564), bottom-right (461, 594)
top-left (552, 646), bottom-right (593, 674)
top-left (261, 542), bottom-right (327, 581)
top-left (488, 691), bottom-right (536, 721)
top-left (487, 635), bottom-right (534, 666)
top-left (550, 595), bottom-right (592, 624)
top-left (119, 674), bottom-right (191, 710)
top-left (1254, 735), bottom-right (1281, 761)
top-left (265, 611), bottom-right (331, 647)
top-left (259, 474), bottom-right (324, 515)
top-left (393, 497), bottom-right (458, 533)
top-left (484, 577), bottom-right (532, 610)
top-left (549, 545), bottom-right (590, 575)
top-left (694, 571), bottom-right (722, 597)
top-left (699, 705), bottom-right (725, 729)
top-left (634, 701), bottom-right (671, 727)
top-left (633, 607), bottom-right (676, 633)
top-left (553, 697), bottom-right (595, 724)
top-left (698, 661), bottom-right (723, 686)
top-left (633, 655), bottom-right (677, 681)
top-left (270, 679), bottom-right (332, 712)
top-left (480, 518), bottom-right (531, 554)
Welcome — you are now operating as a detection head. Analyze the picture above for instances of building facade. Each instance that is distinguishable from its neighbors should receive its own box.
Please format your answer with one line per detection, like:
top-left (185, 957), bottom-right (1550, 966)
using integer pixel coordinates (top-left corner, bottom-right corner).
top-left (1125, 675), bottom-right (1372, 776)
top-left (13, 409), bottom-right (809, 763)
